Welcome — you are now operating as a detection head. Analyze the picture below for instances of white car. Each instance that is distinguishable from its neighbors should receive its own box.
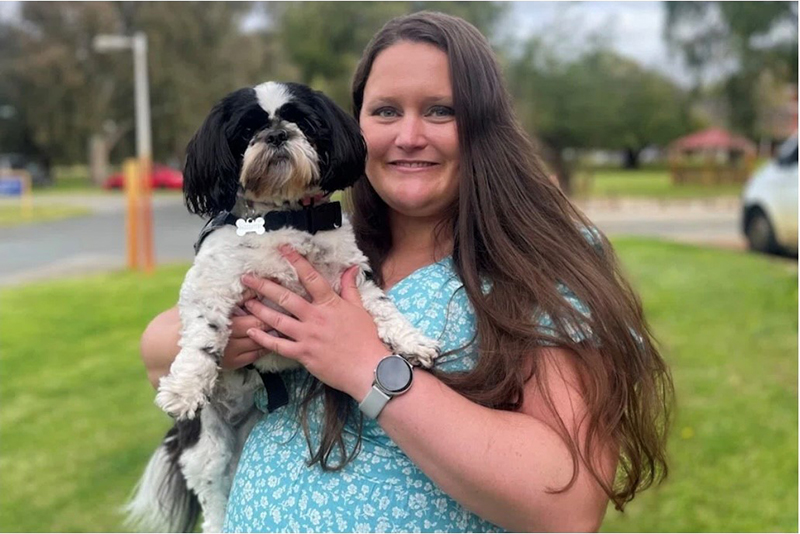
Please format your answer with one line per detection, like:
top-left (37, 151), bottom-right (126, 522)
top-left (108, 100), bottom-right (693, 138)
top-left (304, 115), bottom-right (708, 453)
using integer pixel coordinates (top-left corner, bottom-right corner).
top-left (741, 134), bottom-right (798, 255)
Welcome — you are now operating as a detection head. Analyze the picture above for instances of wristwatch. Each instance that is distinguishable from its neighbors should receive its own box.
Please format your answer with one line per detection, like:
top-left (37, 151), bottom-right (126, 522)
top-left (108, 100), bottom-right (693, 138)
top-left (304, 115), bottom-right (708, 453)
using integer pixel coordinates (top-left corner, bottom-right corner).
top-left (358, 354), bottom-right (414, 419)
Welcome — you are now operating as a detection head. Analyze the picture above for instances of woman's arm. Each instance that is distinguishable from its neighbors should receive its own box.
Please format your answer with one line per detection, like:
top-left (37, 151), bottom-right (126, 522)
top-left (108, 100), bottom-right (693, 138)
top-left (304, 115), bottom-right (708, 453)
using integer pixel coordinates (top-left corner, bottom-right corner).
top-left (140, 307), bottom-right (182, 389)
top-left (240, 247), bottom-right (616, 532)
top-left (140, 304), bottom-right (269, 389)
top-left (375, 347), bottom-right (616, 532)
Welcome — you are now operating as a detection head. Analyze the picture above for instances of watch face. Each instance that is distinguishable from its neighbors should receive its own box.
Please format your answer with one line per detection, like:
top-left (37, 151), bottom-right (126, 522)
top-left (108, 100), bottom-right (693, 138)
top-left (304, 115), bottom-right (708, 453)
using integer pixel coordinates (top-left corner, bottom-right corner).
top-left (376, 355), bottom-right (413, 393)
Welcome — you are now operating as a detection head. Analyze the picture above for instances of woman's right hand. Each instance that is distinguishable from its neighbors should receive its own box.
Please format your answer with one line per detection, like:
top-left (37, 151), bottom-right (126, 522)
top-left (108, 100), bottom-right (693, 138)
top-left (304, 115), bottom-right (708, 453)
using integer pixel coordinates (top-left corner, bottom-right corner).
top-left (140, 296), bottom-right (267, 389)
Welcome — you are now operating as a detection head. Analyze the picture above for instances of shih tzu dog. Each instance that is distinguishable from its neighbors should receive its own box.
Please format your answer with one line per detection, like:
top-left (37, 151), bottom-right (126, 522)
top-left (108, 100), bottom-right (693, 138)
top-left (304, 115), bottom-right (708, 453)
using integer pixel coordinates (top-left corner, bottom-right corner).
top-left (124, 82), bottom-right (439, 532)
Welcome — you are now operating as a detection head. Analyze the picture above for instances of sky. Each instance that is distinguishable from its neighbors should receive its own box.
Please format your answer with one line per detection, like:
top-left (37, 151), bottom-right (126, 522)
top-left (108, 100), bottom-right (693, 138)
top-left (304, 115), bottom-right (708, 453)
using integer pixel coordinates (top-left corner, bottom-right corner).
top-left (501, 2), bottom-right (693, 85)
top-left (0, 1), bottom-right (693, 85)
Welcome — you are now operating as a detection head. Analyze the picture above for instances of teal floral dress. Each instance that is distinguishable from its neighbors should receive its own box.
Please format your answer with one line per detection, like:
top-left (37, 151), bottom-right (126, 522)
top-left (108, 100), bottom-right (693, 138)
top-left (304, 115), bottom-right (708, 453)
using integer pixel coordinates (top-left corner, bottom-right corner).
top-left (223, 256), bottom-right (590, 533)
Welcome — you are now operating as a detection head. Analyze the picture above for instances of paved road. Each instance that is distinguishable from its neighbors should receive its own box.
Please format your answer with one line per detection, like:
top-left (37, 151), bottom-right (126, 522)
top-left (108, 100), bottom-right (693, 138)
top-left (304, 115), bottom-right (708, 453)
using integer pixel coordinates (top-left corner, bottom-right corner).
top-left (0, 194), bottom-right (745, 286)
top-left (0, 195), bottom-right (201, 285)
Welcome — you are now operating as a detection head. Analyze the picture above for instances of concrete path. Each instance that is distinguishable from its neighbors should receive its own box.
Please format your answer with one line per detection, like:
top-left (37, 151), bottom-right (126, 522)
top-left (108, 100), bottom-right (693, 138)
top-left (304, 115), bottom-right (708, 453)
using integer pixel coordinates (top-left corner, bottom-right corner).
top-left (0, 192), bottom-right (745, 286)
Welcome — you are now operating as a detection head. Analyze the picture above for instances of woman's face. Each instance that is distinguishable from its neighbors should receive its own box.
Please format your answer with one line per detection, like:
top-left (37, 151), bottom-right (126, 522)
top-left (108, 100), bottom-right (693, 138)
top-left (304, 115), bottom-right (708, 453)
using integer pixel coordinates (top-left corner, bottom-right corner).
top-left (359, 41), bottom-right (460, 221)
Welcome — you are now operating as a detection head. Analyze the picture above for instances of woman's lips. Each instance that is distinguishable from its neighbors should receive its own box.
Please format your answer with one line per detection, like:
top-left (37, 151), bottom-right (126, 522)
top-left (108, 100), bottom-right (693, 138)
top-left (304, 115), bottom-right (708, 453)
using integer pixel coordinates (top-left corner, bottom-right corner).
top-left (388, 160), bottom-right (439, 171)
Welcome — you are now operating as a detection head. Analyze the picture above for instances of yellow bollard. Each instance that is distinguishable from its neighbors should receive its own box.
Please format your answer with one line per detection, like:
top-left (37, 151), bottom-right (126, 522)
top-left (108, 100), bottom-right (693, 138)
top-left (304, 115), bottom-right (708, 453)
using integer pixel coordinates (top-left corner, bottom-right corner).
top-left (123, 158), bottom-right (140, 270)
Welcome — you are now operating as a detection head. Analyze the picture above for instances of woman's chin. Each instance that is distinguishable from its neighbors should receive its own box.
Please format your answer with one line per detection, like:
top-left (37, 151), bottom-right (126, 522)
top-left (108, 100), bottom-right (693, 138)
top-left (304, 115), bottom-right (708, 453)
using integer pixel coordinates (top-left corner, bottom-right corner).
top-left (385, 195), bottom-right (450, 220)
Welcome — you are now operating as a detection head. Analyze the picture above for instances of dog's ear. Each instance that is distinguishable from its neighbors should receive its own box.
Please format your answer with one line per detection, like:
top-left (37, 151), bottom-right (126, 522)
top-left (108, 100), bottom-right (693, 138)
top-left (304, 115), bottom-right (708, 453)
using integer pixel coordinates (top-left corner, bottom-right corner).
top-left (311, 91), bottom-right (367, 193)
top-left (183, 90), bottom-right (252, 216)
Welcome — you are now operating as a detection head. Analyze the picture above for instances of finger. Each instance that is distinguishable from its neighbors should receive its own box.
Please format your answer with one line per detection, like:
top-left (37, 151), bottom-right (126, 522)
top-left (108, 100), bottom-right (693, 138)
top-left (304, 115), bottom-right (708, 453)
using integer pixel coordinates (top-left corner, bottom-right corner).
top-left (230, 314), bottom-right (265, 338)
top-left (225, 335), bottom-right (263, 356)
top-left (247, 327), bottom-right (302, 360)
top-left (339, 266), bottom-right (364, 307)
top-left (231, 305), bottom-right (249, 317)
top-left (279, 245), bottom-right (337, 305)
top-left (241, 274), bottom-right (312, 319)
top-left (237, 288), bottom-right (258, 306)
top-left (244, 299), bottom-right (303, 340)
top-left (221, 348), bottom-right (263, 370)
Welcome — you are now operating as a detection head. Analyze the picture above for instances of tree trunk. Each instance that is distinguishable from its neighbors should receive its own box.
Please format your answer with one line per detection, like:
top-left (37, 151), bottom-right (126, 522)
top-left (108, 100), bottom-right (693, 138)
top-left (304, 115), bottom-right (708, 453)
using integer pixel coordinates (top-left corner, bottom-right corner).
top-left (624, 147), bottom-right (641, 169)
top-left (89, 135), bottom-right (108, 186)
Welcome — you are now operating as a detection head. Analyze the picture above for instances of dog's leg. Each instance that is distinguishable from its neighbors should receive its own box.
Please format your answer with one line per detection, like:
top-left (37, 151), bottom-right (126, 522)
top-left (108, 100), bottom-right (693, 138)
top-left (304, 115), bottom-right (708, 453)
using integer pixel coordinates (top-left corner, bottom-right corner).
top-left (179, 405), bottom-right (237, 533)
top-left (355, 272), bottom-right (440, 368)
top-left (156, 265), bottom-right (241, 420)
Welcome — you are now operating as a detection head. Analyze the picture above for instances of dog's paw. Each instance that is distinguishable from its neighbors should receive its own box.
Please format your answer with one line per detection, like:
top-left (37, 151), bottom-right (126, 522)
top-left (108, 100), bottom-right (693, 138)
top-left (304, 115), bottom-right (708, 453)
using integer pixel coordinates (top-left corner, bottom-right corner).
top-left (404, 339), bottom-right (440, 369)
top-left (155, 376), bottom-right (209, 420)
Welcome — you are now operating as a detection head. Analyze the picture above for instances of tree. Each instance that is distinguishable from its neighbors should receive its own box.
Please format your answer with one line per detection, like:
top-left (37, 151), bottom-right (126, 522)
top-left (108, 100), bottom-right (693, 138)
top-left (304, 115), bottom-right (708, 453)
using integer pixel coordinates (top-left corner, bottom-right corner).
top-left (271, 1), bottom-right (508, 109)
top-left (664, 1), bottom-right (798, 138)
top-left (507, 42), bottom-right (694, 190)
top-left (0, 2), bottom-right (285, 175)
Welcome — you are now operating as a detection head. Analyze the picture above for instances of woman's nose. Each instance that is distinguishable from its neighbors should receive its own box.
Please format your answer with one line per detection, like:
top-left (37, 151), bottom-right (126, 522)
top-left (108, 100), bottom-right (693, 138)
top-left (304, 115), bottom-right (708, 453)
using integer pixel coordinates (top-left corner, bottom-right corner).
top-left (394, 115), bottom-right (427, 150)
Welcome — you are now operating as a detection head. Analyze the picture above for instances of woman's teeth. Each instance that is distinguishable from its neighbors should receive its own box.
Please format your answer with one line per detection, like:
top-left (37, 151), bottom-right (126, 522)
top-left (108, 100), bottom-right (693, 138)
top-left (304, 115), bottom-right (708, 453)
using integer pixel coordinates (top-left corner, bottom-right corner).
top-left (394, 162), bottom-right (436, 167)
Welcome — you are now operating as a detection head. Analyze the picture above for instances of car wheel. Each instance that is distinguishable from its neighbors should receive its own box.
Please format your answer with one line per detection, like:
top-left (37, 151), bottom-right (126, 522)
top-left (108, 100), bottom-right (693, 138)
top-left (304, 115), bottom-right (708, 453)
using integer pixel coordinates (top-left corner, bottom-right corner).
top-left (745, 208), bottom-right (780, 254)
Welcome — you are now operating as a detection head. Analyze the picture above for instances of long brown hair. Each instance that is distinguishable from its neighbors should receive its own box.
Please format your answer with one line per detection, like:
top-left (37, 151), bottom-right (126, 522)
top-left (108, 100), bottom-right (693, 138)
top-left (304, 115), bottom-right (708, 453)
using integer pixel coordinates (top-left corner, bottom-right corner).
top-left (301, 11), bottom-right (673, 511)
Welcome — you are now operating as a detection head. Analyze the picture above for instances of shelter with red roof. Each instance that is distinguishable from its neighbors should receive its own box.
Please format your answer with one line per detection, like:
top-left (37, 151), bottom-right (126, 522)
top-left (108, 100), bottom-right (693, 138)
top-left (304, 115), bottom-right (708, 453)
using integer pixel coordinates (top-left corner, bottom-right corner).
top-left (668, 128), bottom-right (757, 185)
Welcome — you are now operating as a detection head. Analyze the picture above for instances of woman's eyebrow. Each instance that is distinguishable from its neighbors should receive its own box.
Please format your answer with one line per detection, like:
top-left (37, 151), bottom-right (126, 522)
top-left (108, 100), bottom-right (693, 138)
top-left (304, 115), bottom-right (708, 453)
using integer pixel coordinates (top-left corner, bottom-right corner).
top-left (365, 95), bottom-right (453, 107)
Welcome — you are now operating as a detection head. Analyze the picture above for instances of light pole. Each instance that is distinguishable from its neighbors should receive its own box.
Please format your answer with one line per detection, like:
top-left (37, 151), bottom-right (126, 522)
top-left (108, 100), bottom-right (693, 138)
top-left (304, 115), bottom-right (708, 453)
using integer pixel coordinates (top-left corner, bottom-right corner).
top-left (93, 33), bottom-right (152, 163)
top-left (93, 32), bottom-right (154, 272)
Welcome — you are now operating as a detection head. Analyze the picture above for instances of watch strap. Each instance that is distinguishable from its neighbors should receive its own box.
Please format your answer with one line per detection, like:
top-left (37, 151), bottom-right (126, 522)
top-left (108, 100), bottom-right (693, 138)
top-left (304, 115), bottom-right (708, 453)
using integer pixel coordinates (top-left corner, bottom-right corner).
top-left (358, 386), bottom-right (392, 420)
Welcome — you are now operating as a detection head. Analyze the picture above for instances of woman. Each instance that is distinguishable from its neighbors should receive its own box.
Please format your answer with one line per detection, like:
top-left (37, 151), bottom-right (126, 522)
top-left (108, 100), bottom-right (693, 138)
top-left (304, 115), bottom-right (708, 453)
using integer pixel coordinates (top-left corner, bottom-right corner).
top-left (141, 12), bottom-right (672, 532)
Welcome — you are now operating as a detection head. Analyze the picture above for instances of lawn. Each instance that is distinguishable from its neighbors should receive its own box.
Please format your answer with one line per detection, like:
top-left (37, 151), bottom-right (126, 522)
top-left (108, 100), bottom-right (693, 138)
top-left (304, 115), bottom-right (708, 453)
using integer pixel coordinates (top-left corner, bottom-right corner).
top-left (0, 204), bottom-right (92, 228)
top-left (0, 239), bottom-right (796, 532)
top-left (574, 168), bottom-right (747, 199)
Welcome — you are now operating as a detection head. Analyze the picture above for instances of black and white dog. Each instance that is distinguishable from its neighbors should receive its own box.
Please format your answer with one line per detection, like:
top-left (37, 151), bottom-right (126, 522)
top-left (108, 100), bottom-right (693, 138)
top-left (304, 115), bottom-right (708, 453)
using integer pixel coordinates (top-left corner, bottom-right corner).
top-left (124, 82), bottom-right (439, 533)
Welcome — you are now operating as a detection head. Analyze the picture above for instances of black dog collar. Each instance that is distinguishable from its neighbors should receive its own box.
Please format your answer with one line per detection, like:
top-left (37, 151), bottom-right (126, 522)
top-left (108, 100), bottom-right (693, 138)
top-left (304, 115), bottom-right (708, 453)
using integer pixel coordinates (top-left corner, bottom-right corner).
top-left (194, 201), bottom-right (343, 254)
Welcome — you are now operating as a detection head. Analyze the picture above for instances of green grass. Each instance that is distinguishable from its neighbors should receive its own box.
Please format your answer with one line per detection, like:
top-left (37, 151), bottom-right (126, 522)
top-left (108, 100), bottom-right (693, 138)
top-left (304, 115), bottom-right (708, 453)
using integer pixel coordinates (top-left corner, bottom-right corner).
top-left (575, 169), bottom-right (746, 199)
top-left (601, 240), bottom-right (797, 532)
top-left (0, 204), bottom-right (92, 228)
top-left (0, 240), bottom-right (796, 532)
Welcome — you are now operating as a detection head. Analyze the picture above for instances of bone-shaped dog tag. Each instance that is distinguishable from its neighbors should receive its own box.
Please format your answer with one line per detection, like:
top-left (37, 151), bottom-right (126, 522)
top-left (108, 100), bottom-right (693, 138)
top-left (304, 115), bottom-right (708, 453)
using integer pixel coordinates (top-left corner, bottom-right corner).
top-left (236, 217), bottom-right (265, 236)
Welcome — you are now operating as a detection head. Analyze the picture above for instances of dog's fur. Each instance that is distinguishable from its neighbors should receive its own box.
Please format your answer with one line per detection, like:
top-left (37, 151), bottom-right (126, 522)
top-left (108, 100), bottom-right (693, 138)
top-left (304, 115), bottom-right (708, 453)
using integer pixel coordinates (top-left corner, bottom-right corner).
top-left (124, 82), bottom-right (439, 532)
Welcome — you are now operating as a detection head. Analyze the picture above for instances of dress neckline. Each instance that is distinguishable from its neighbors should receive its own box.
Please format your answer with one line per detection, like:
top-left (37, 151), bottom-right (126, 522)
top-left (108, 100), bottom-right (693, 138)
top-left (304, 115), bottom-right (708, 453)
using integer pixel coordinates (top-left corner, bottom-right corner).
top-left (385, 256), bottom-right (452, 297)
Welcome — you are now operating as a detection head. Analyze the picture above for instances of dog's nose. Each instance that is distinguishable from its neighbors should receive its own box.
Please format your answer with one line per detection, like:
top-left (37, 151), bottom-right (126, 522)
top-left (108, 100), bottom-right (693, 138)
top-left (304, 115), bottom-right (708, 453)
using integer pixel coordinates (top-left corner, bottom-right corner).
top-left (265, 129), bottom-right (289, 146)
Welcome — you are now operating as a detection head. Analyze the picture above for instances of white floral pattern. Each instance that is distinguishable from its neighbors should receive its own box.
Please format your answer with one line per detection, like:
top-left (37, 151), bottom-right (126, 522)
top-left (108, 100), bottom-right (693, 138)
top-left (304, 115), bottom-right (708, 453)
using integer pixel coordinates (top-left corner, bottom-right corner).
top-left (223, 256), bottom-right (588, 533)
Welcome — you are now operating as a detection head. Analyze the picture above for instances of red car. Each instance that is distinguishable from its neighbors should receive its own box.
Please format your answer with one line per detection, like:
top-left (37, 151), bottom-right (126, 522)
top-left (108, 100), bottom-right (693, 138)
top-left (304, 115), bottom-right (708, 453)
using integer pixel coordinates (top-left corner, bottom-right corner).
top-left (103, 164), bottom-right (183, 190)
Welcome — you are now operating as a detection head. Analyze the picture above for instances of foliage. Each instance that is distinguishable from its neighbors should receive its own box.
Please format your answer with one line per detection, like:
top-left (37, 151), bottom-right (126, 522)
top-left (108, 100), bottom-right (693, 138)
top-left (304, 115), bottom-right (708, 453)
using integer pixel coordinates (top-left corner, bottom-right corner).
top-left (506, 41), bottom-right (695, 185)
top-left (0, 2), bottom-right (283, 164)
top-left (664, 1), bottom-right (798, 137)
top-left (273, 1), bottom-right (508, 109)
top-left (0, 239), bottom-right (796, 532)
top-left (508, 43), bottom-right (694, 154)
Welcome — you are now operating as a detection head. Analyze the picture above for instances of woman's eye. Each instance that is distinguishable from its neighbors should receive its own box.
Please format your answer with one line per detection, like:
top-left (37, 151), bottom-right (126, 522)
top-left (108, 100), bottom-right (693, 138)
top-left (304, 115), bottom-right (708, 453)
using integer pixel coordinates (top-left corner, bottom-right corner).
top-left (427, 105), bottom-right (455, 118)
top-left (374, 107), bottom-right (399, 118)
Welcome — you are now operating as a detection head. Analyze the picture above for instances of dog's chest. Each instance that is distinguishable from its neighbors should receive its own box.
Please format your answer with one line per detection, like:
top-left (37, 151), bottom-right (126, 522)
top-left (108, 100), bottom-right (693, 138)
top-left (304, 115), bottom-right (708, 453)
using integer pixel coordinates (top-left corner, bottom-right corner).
top-left (194, 220), bottom-right (366, 295)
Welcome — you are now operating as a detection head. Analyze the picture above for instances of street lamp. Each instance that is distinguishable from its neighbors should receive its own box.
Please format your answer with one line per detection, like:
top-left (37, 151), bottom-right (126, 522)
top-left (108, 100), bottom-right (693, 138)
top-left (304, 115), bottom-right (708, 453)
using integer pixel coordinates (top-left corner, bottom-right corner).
top-left (92, 32), bottom-right (152, 164)
top-left (93, 32), bottom-right (154, 272)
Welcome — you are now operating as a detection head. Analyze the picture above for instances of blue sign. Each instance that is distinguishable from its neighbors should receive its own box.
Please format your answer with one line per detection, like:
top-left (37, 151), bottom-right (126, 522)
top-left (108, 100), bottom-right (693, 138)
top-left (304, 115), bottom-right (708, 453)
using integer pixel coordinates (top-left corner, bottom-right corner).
top-left (0, 178), bottom-right (23, 196)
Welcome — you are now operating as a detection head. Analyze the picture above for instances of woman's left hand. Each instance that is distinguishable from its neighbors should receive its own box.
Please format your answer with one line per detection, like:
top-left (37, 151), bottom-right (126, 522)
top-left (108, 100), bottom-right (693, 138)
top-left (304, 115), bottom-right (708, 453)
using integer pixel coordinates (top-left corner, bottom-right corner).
top-left (241, 245), bottom-right (392, 400)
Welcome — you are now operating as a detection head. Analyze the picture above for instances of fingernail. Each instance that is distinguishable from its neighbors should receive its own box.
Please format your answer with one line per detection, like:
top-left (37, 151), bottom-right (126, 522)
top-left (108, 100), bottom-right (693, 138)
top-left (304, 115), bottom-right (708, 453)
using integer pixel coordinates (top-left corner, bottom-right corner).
top-left (279, 245), bottom-right (293, 256)
top-left (246, 328), bottom-right (257, 337)
top-left (244, 300), bottom-right (255, 309)
top-left (242, 274), bottom-right (255, 285)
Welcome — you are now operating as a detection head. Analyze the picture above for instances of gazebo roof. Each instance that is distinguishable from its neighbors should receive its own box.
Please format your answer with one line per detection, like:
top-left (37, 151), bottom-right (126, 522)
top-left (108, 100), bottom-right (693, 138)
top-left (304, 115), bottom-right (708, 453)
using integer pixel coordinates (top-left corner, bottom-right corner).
top-left (670, 127), bottom-right (756, 154)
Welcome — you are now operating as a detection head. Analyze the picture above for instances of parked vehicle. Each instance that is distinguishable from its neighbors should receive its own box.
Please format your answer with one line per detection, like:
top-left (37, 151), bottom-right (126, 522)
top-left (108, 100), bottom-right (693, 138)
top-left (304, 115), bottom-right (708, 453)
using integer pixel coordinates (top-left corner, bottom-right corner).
top-left (741, 134), bottom-right (798, 255)
top-left (103, 164), bottom-right (183, 190)
top-left (0, 153), bottom-right (52, 187)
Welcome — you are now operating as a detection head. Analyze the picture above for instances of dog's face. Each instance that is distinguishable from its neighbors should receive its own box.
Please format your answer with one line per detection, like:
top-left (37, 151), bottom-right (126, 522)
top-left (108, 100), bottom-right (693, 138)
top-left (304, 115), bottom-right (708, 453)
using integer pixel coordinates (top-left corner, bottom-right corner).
top-left (184, 82), bottom-right (367, 216)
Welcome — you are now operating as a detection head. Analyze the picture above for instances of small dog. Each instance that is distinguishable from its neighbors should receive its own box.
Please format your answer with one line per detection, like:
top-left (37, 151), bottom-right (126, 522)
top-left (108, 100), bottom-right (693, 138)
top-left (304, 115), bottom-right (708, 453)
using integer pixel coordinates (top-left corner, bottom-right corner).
top-left (124, 82), bottom-right (439, 532)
